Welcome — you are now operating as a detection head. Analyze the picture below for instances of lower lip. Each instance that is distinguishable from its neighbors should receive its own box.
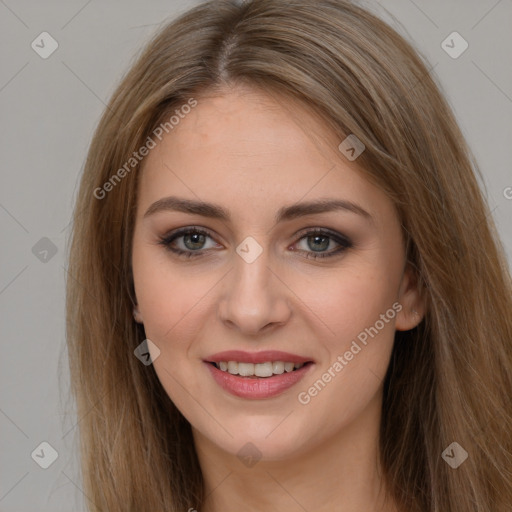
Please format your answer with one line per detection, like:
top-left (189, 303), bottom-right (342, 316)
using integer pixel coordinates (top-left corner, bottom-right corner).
top-left (204, 362), bottom-right (314, 399)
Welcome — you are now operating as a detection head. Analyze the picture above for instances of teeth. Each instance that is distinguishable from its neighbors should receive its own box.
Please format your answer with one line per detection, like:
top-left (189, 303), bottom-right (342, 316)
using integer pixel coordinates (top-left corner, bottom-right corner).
top-left (272, 361), bottom-right (284, 374)
top-left (214, 360), bottom-right (308, 377)
top-left (284, 362), bottom-right (294, 372)
top-left (255, 361), bottom-right (273, 377)
top-left (238, 362), bottom-right (254, 376)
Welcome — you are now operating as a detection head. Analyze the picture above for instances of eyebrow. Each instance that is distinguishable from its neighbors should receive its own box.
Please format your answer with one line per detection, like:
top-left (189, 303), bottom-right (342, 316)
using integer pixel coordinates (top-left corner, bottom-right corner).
top-left (143, 196), bottom-right (373, 223)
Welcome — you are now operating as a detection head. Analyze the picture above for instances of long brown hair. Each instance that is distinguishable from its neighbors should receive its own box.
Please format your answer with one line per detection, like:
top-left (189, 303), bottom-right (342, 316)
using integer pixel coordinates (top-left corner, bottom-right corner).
top-left (65, 1), bottom-right (512, 510)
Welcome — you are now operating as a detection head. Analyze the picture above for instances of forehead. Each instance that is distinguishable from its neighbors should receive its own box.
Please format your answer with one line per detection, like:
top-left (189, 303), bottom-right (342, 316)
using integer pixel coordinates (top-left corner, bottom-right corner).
top-left (153, 87), bottom-right (339, 172)
top-left (136, 86), bottom-right (393, 226)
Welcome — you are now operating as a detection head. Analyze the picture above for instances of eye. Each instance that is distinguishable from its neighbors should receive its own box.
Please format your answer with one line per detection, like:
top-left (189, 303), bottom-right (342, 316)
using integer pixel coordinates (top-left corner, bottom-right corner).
top-left (157, 227), bottom-right (220, 258)
top-left (157, 226), bottom-right (353, 260)
top-left (293, 228), bottom-right (353, 260)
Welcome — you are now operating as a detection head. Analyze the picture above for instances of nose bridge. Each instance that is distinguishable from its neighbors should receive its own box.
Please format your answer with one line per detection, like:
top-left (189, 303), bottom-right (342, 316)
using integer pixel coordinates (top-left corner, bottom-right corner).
top-left (218, 240), bottom-right (290, 334)
top-left (235, 246), bottom-right (271, 294)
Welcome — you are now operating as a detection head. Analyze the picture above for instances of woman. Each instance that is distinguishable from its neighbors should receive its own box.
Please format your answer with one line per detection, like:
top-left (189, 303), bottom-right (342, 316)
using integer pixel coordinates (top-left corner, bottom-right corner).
top-left (66, 0), bottom-right (512, 510)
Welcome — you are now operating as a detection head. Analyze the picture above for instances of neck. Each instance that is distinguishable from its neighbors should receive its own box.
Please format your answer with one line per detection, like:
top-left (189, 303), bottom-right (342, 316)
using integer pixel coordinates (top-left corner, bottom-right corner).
top-left (193, 391), bottom-right (397, 512)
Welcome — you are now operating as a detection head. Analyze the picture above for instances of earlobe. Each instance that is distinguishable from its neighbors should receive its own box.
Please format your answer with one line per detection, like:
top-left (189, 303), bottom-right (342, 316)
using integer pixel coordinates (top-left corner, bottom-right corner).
top-left (395, 307), bottom-right (423, 331)
top-left (395, 265), bottom-right (425, 331)
top-left (133, 306), bottom-right (143, 323)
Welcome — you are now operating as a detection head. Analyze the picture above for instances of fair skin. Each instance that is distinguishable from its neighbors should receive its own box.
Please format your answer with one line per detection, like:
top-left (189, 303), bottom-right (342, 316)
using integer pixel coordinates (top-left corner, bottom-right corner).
top-left (131, 84), bottom-right (424, 512)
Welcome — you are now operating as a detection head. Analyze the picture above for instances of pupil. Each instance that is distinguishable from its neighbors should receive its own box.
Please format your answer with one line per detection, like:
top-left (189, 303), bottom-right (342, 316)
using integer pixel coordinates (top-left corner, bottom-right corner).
top-left (185, 233), bottom-right (205, 250)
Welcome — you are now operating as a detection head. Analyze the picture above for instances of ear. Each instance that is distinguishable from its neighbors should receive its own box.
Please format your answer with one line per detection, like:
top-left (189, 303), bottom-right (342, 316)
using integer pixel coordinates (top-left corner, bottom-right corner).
top-left (130, 276), bottom-right (143, 323)
top-left (395, 264), bottom-right (425, 331)
top-left (133, 305), bottom-right (144, 324)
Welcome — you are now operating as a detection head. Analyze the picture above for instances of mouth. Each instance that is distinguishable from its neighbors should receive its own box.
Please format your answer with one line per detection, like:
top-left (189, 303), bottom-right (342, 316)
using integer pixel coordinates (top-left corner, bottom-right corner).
top-left (204, 350), bottom-right (315, 399)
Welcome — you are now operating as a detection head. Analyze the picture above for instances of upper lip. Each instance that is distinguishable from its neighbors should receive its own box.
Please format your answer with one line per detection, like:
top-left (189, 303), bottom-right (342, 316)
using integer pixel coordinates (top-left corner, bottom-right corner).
top-left (205, 350), bottom-right (314, 364)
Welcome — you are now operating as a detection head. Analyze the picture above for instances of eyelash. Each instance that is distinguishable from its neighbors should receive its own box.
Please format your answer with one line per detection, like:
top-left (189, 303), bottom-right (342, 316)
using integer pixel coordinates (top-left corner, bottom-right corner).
top-left (157, 226), bottom-right (353, 260)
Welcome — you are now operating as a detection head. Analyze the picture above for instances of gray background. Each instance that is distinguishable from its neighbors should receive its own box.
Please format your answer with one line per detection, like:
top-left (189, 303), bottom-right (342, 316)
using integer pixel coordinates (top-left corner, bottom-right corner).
top-left (0, 0), bottom-right (511, 510)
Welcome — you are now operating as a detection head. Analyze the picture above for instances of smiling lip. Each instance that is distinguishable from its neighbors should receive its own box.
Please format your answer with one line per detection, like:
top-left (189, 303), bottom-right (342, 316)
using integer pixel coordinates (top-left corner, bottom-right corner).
top-left (205, 350), bottom-right (313, 365)
top-left (204, 350), bottom-right (314, 399)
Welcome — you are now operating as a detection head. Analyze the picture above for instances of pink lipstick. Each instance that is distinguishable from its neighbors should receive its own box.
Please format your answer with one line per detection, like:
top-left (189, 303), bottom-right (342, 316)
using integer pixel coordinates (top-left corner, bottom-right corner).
top-left (204, 350), bottom-right (314, 399)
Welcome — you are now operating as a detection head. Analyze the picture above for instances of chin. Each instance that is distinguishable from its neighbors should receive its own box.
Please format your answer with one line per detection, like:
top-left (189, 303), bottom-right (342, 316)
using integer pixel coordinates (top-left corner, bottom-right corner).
top-left (193, 409), bottom-right (322, 463)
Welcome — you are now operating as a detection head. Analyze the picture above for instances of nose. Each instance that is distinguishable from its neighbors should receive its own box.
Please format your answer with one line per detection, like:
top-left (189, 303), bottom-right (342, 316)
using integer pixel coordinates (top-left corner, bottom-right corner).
top-left (217, 248), bottom-right (292, 336)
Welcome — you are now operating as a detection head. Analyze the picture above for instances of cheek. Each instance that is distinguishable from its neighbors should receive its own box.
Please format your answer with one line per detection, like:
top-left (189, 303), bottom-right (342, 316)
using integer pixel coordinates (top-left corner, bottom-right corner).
top-left (131, 249), bottom-right (210, 410)
top-left (132, 243), bottom-right (212, 339)
top-left (293, 275), bottom-right (398, 439)
top-left (290, 265), bottom-right (399, 414)
top-left (290, 263), bottom-right (400, 351)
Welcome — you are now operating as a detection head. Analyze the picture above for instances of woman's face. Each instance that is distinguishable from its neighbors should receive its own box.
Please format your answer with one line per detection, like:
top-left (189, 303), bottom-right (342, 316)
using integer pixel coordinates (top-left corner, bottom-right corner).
top-left (131, 85), bottom-right (421, 461)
